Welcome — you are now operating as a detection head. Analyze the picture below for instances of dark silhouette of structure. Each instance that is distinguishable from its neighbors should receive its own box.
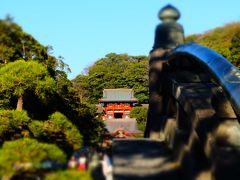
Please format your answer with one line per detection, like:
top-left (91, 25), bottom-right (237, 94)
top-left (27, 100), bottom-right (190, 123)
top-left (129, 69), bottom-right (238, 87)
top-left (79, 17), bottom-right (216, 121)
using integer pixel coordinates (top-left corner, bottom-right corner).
top-left (112, 4), bottom-right (240, 180)
top-left (145, 4), bottom-right (184, 139)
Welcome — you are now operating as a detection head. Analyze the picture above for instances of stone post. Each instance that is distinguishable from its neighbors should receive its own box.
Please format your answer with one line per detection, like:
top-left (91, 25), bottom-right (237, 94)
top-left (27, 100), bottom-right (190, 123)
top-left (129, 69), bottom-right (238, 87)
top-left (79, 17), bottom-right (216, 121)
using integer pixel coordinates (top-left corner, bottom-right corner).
top-left (145, 4), bottom-right (185, 139)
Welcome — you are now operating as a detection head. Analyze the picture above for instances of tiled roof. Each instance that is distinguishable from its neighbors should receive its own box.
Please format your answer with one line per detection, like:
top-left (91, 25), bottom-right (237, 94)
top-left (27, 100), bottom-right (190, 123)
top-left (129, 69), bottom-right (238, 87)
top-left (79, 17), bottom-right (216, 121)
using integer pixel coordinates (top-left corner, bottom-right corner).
top-left (99, 89), bottom-right (138, 102)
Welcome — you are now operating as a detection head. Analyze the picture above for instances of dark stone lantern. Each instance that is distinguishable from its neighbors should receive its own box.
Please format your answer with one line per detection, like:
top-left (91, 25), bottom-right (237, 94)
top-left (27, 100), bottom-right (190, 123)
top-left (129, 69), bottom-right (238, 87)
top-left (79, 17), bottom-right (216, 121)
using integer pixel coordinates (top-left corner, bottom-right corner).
top-left (145, 5), bottom-right (185, 139)
top-left (151, 4), bottom-right (184, 51)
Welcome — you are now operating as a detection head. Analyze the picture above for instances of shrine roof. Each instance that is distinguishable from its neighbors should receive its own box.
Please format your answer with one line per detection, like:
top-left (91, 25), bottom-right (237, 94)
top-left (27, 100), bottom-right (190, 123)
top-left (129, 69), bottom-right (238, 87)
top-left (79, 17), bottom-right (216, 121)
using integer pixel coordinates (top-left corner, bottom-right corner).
top-left (99, 88), bottom-right (138, 102)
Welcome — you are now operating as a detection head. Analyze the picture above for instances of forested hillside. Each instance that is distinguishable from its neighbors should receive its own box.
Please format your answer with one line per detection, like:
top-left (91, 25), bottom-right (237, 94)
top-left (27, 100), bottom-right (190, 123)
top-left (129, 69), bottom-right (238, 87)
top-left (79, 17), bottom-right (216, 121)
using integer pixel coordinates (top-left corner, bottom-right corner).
top-left (186, 22), bottom-right (240, 68)
top-left (73, 53), bottom-right (149, 104)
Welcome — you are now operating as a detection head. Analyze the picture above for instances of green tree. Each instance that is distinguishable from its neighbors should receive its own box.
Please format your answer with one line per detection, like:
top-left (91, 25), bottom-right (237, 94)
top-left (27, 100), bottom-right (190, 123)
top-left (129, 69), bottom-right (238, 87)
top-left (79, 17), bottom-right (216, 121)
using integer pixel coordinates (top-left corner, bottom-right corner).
top-left (0, 16), bottom-right (61, 72)
top-left (0, 16), bottom-right (101, 150)
top-left (72, 75), bottom-right (89, 103)
top-left (229, 29), bottom-right (240, 67)
top-left (45, 170), bottom-right (92, 180)
top-left (73, 53), bottom-right (149, 104)
top-left (29, 112), bottom-right (83, 154)
top-left (123, 59), bottom-right (148, 103)
top-left (0, 138), bottom-right (66, 177)
top-left (130, 107), bottom-right (148, 131)
top-left (0, 110), bottom-right (31, 144)
top-left (0, 60), bottom-right (55, 111)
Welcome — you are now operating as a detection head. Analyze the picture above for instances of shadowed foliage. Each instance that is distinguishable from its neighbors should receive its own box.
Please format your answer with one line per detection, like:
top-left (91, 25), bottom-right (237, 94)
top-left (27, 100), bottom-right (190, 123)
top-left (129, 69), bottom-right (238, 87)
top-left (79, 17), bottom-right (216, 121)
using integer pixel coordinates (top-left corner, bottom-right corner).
top-left (29, 112), bottom-right (83, 155)
top-left (130, 107), bottom-right (148, 131)
top-left (0, 110), bottom-right (30, 144)
top-left (0, 60), bottom-right (56, 111)
top-left (45, 170), bottom-right (92, 180)
top-left (0, 138), bottom-right (66, 177)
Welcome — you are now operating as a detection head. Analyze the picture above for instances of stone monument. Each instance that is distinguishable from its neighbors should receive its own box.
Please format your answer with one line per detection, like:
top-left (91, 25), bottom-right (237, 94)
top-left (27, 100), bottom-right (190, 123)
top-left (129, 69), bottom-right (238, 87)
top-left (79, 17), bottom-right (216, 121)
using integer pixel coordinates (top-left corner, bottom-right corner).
top-left (145, 4), bottom-right (185, 139)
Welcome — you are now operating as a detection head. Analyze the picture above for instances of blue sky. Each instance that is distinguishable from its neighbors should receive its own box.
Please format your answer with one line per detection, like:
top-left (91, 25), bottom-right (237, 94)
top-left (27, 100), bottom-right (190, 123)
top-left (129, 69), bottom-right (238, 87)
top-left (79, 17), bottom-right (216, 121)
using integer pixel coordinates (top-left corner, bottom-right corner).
top-left (0, 0), bottom-right (240, 79)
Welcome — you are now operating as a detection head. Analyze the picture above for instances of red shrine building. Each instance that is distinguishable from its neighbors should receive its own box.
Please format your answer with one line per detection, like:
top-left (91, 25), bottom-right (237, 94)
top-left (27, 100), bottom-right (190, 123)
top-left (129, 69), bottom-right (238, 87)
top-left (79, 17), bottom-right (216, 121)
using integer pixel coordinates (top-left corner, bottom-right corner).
top-left (98, 89), bottom-right (141, 138)
top-left (99, 89), bottom-right (138, 120)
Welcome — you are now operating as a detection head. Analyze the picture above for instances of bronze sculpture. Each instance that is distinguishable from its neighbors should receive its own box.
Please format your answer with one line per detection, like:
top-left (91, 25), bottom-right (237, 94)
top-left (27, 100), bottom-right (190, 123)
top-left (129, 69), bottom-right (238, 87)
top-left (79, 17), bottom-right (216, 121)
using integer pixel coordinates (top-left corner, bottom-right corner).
top-left (145, 4), bottom-right (185, 138)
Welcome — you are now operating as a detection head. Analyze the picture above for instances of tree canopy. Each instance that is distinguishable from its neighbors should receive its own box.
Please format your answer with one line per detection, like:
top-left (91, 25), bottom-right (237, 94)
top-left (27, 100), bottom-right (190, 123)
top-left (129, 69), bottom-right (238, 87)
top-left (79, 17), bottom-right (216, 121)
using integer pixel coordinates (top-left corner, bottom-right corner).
top-left (0, 17), bottom-right (102, 179)
top-left (0, 60), bottom-right (55, 110)
top-left (73, 53), bottom-right (149, 104)
top-left (29, 112), bottom-right (83, 153)
top-left (45, 170), bottom-right (92, 180)
top-left (130, 106), bottom-right (148, 131)
top-left (186, 22), bottom-right (240, 68)
top-left (0, 138), bottom-right (66, 176)
top-left (0, 16), bottom-right (104, 149)
top-left (0, 110), bottom-right (84, 156)
top-left (0, 16), bottom-right (69, 75)
top-left (0, 110), bottom-right (30, 144)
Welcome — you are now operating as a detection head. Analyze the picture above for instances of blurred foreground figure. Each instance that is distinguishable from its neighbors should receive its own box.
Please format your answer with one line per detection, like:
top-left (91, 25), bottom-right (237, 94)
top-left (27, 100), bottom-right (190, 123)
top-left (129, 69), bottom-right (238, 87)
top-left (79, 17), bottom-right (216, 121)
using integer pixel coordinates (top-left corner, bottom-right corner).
top-left (78, 154), bottom-right (87, 171)
top-left (102, 153), bottom-right (113, 180)
top-left (68, 156), bottom-right (78, 169)
top-left (145, 4), bottom-right (184, 138)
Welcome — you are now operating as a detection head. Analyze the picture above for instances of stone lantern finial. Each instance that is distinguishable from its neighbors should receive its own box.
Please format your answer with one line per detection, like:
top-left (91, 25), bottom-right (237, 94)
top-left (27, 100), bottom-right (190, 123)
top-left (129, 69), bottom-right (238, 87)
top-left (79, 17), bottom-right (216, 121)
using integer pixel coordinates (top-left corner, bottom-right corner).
top-left (158, 4), bottom-right (181, 22)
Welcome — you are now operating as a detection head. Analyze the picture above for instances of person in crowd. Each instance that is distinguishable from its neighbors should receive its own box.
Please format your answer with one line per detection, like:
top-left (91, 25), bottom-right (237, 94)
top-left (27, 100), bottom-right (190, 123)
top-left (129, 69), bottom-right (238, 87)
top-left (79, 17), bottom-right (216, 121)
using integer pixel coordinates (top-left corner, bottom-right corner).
top-left (101, 153), bottom-right (113, 180)
top-left (78, 154), bottom-right (87, 171)
top-left (68, 156), bottom-right (78, 169)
